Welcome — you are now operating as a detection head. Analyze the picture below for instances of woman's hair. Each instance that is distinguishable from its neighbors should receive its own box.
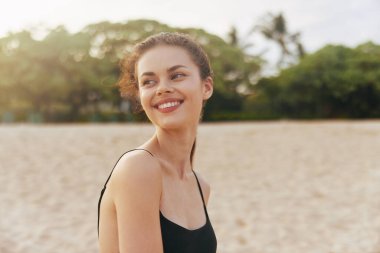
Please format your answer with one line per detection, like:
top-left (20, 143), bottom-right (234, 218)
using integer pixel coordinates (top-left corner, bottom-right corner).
top-left (117, 32), bottom-right (213, 166)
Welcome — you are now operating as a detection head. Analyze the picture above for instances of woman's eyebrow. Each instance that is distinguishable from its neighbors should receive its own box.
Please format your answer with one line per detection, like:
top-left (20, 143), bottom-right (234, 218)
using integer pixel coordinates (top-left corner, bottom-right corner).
top-left (167, 65), bottom-right (188, 72)
top-left (140, 71), bottom-right (155, 78)
top-left (140, 65), bottom-right (188, 78)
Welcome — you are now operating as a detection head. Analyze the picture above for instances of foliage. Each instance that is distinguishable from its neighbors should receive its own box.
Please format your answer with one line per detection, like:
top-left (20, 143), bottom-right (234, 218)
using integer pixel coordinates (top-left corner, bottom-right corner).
top-left (0, 19), bottom-right (261, 122)
top-left (254, 12), bottom-right (305, 68)
top-left (246, 42), bottom-right (380, 118)
top-left (0, 19), bottom-right (379, 122)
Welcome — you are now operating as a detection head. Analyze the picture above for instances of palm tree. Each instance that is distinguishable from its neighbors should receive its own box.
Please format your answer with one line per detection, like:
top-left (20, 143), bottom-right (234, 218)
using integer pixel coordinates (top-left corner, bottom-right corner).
top-left (227, 25), bottom-right (255, 52)
top-left (253, 12), bottom-right (305, 68)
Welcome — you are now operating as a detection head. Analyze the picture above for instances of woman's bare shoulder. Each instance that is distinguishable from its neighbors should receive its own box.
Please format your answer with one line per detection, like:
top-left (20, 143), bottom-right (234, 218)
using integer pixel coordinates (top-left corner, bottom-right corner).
top-left (107, 150), bottom-right (164, 252)
top-left (193, 170), bottom-right (211, 206)
top-left (108, 150), bottom-right (162, 195)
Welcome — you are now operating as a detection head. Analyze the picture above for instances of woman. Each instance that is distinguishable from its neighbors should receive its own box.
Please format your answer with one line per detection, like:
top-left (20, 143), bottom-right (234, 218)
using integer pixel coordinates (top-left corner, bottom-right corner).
top-left (97, 32), bottom-right (217, 253)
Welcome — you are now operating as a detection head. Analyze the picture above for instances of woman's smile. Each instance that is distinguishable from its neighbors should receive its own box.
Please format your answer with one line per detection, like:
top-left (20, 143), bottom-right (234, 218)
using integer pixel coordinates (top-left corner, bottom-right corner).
top-left (155, 99), bottom-right (184, 113)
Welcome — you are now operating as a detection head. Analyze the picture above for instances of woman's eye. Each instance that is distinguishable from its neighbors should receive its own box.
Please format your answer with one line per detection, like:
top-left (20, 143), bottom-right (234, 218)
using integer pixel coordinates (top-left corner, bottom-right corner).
top-left (171, 73), bottom-right (186, 80)
top-left (142, 80), bottom-right (155, 86)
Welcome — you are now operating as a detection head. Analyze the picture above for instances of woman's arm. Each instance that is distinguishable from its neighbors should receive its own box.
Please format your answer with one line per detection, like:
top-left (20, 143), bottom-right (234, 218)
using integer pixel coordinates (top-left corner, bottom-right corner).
top-left (108, 152), bottom-right (163, 253)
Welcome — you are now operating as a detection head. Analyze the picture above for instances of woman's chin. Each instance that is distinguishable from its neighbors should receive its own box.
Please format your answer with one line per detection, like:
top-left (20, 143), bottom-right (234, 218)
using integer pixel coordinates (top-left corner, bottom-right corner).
top-left (147, 109), bottom-right (200, 130)
top-left (157, 120), bottom-right (184, 130)
top-left (151, 117), bottom-right (192, 131)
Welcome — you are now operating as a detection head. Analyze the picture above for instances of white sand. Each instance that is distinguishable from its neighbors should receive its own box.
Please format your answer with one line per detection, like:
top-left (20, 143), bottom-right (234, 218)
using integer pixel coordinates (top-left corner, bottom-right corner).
top-left (0, 121), bottom-right (380, 253)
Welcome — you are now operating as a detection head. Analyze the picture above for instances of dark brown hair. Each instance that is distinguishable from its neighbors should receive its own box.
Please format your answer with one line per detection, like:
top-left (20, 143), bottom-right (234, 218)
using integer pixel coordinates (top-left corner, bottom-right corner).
top-left (117, 32), bottom-right (213, 166)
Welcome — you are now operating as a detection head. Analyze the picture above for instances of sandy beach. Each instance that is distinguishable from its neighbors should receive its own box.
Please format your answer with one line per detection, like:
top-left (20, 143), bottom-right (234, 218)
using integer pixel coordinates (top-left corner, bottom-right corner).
top-left (1, 121), bottom-right (380, 253)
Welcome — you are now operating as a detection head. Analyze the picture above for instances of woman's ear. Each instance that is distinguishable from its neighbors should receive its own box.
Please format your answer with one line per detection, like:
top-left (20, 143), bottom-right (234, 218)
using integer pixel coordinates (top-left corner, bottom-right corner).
top-left (202, 76), bottom-right (213, 101)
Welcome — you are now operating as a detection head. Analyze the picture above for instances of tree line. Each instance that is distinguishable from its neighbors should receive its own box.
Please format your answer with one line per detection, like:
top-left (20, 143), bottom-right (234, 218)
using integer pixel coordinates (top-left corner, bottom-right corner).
top-left (0, 17), bottom-right (379, 123)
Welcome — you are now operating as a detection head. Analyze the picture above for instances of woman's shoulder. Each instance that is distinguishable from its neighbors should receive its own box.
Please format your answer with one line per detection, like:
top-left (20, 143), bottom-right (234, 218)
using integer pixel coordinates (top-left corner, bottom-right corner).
top-left (105, 150), bottom-right (163, 252)
top-left (108, 149), bottom-right (162, 195)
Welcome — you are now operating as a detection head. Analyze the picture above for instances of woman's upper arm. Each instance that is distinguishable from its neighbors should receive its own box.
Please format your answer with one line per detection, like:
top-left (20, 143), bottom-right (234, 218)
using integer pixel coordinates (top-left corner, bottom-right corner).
top-left (108, 152), bottom-right (163, 253)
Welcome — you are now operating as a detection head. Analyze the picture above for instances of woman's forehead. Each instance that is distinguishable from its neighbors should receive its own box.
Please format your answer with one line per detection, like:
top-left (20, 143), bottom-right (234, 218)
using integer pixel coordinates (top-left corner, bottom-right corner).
top-left (137, 45), bottom-right (195, 74)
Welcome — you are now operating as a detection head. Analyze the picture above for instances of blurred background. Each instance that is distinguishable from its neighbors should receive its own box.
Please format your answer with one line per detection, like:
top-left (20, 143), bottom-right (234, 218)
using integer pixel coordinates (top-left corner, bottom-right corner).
top-left (1, 1), bottom-right (380, 253)
top-left (0, 0), bottom-right (379, 122)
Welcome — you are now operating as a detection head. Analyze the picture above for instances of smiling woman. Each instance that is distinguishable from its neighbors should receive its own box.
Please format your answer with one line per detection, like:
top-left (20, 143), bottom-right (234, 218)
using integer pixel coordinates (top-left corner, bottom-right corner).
top-left (97, 32), bottom-right (217, 253)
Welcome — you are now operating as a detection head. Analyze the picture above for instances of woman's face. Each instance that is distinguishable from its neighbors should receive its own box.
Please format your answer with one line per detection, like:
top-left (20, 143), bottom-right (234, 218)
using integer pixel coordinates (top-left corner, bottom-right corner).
top-left (136, 45), bottom-right (213, 130)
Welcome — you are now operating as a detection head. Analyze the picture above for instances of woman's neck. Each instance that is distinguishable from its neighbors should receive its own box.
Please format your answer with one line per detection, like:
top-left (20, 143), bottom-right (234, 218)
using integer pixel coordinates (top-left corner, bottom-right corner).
top-left (151, 125), bottom-right (197, 180)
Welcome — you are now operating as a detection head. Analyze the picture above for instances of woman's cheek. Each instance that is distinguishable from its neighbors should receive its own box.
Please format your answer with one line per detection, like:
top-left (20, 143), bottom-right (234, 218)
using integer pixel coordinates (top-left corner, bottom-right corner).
top-left (139, 90), bottom-right (149, 108)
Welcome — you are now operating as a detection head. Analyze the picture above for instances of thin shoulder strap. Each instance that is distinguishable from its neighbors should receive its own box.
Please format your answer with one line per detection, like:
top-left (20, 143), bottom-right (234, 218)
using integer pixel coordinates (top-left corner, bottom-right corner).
top-left (102, 148), bottom-right (154, 189)
top-left (192, 170), bottom-right (210, 220)
top-left (192, 170), bottom-right (206, 207)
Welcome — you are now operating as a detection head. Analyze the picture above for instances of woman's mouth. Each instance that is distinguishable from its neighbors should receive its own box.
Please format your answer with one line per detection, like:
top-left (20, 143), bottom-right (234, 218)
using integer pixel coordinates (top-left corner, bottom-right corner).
top-left (154, 100), bottom-right (184, 113)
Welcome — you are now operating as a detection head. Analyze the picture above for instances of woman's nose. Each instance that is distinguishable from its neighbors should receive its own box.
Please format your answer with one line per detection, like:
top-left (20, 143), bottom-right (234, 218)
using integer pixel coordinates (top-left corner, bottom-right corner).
top-left (156, 80), bottom-right (174, 95)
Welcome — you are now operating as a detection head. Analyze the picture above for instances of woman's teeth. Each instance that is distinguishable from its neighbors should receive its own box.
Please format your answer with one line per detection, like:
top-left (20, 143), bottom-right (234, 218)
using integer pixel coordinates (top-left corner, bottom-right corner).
top-left (158, 101), bottom-right (180, 109)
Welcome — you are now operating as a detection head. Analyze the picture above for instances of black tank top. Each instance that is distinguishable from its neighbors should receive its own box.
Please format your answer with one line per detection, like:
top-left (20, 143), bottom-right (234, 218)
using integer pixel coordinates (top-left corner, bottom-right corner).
top-left (97, 149), bottom-right (218, 253)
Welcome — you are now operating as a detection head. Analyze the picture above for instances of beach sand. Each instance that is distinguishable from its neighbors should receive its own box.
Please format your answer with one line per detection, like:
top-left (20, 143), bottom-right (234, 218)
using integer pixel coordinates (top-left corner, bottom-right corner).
top-left (1, 121), bottom-right (380, 253)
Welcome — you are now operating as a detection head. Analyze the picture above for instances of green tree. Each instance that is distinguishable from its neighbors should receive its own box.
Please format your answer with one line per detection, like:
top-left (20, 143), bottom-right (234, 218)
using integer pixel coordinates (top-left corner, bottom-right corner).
top-left (246, 42), bottom-right (380, 118)
top-left (0, 19), bottom-right (262, 122)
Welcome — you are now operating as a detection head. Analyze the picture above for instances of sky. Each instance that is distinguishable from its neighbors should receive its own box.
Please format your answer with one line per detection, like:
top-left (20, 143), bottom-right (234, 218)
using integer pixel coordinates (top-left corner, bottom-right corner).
top-left (1, 0), bottom-right (379, 54)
